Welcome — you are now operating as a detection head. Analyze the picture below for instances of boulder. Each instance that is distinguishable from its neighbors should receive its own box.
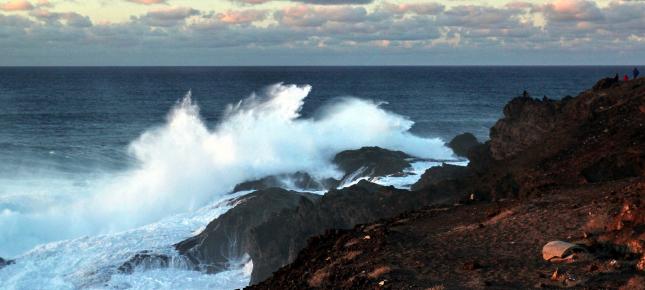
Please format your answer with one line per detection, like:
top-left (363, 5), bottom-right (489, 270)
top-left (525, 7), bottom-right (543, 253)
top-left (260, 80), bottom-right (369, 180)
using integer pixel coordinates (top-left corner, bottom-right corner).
top-left (447, 133), bottom-right (480, 158)
top-left (333, 147), bottom-right (413, 183)
top-left (411, 163), bottom-right (471, 191)
top-left (175, 188), bottom-right (320, 273)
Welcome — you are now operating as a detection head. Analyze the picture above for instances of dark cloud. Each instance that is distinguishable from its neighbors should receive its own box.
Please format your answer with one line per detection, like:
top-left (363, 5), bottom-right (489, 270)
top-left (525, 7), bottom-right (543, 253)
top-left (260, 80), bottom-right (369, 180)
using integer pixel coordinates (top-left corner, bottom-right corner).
top-left (134, 6), bottom-right (199, 27)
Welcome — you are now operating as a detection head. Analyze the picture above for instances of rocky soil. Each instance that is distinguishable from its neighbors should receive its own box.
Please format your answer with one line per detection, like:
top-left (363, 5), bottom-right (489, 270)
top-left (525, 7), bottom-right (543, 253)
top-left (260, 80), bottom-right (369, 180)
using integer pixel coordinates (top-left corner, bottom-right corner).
top-left (249, 77), bottom-right (645, 289)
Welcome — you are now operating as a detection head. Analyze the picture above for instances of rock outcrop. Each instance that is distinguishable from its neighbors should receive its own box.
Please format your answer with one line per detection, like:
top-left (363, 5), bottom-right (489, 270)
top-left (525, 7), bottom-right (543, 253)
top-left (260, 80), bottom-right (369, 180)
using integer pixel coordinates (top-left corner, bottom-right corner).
top-left (233, 172), bottom-right (336, 192)
top-left (246, 180), bottom-right (462, 284)
top-left (231, 146), bottom-right (415, 192)
top-left (0, 257), bottom-right (14, 269)
top-left (175, 188), bottom-right (320, 273)
top-left (447, 132), bottom-right (480, 158)
top-left (469, 77), bottom-right (645, 200)
top-left (248, 78), bottom-right (645, 289)
top-left (332, 147), bottom-right (413, 183)
top-left (410, 163), bottom-right (471, 191)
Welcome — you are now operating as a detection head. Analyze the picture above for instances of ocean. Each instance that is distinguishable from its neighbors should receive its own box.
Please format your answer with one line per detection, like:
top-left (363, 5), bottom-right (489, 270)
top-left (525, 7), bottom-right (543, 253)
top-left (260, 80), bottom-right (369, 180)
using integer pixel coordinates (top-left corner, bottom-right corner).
top-left (0, 66), bottom-right (633, 289)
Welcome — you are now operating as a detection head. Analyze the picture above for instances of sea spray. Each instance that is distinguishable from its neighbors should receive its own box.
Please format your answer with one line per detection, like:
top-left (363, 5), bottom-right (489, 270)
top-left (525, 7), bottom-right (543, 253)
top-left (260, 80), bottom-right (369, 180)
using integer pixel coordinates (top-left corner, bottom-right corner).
top-left (0, 83), bottom-right (453, 288)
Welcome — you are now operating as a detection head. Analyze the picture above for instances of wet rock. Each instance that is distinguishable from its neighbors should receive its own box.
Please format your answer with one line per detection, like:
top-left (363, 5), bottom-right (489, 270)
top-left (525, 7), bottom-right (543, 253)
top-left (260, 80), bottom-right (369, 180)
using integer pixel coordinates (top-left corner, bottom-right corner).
top-left (447, 133), bottom-right (480, 158)
top-left (333, 147), bottom-right (413, 182)
top-left (175, 188), bottom-right (320, 273)
top-left (117, 251), bottom-right (173, 274)
top-left (233, 172), bottom-right (338, 192)
top-left (0, 257), bottom-right (14, 269)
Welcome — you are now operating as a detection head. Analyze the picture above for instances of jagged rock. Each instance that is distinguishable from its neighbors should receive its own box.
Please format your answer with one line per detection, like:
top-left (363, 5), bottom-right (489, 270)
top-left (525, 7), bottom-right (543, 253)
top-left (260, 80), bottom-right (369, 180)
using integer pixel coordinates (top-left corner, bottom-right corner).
top-left (592, 77), bottom-right (619, 91)
top-left (489, 96), bottom-right (559, 160)
top-left (246, 180), bottom-right (462, 284)
top-left (232, 147), bottom-right (413, 192)
top-left (447, 133), bottom-right (480, 158)
top-left (0, 257), bottom-right (14, 269)
top-left (332, 147), bottom-right (412, 182)
top-left (411, 163), bottom-right (471, 191)
top-left (175, 188), bottom-right (320, 273)
top-left (233, 172), bottom-right (338, 192)
top-left (117, 251), bottom-right (173, 274)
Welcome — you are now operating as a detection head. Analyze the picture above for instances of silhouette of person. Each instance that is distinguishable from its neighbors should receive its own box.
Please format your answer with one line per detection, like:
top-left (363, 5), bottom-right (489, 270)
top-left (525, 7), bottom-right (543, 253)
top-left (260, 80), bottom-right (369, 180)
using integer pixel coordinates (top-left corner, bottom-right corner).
top-left (634, 67), bottom-right (640, 79)
top-left (614, 73), bottom-right (619, 82)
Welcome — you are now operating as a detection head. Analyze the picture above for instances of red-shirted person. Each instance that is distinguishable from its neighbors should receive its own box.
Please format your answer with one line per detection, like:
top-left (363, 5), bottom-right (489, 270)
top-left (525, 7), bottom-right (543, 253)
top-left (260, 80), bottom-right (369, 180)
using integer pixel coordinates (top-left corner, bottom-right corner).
top-left (624, 75), bottom-right (629, 81)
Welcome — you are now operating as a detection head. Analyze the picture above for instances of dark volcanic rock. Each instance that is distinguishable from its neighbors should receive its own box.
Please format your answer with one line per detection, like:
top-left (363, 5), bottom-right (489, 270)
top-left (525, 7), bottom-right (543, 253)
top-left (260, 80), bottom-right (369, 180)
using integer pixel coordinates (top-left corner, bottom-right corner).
top-left (447, 133), bottom-right (480, 158)
top-left (175, 188), bottom-right (320, 273)
top-left (0, 257), bottom-right (14, 269)
top-left (592, 77), bottom-right (619, 91)
top-left (233, 146), bottom-right (413, 192)
top-left (233, 172), bottom-right (338, 192)
top-left (333, 147), bottom-right (412, 182)
top-left (489, 96), bottom-right (560, 160)
top-left (248, 78), bottom-right (645, 289)
top-left (117, 251), bottom-right (172, 274)
top-left (246, 180), bottom-right (462, 284)
top-left (249, 179), bottom-right (645, 290)
top-left (411, 163), bottom-right (471, 191)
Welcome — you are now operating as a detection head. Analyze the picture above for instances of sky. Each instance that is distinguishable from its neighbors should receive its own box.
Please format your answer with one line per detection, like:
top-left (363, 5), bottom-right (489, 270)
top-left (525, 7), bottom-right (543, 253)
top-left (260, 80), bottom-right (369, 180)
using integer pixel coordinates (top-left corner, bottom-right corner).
top-left (0, 0), bottom-right (643, 65)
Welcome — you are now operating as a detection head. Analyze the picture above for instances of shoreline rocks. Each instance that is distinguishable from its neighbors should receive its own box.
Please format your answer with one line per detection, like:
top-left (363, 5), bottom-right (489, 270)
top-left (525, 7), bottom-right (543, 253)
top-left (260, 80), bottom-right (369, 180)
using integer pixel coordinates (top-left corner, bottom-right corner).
top-left (175, 188), bottom-right (320, 274)
top-left (246, 78), bottom-right (645, 289)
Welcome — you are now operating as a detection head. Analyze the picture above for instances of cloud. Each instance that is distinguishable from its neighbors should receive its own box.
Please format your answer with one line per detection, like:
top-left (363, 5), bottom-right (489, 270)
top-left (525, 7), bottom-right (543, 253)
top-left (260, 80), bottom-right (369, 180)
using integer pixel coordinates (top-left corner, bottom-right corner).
top-left (383, 2), bottom-right (445, 15)
top-left (0, 0), bottom-right (34, 11)
top-left (217, 9), bottom-right (268, 24)
top-left (1, 0), bottom-right (645, 65)
top-left (136, 6), bottom-right (200, 27)
top-left (541, 0), bottom-right (603, 22)
top-left (275, 5), bottom-right (370, 27)
top-left (126, 0), bottom-right (168, 5)
top-left (232, 0), bottom-right (372, 5)
top-left (30, 9), bottom-right (93, 27)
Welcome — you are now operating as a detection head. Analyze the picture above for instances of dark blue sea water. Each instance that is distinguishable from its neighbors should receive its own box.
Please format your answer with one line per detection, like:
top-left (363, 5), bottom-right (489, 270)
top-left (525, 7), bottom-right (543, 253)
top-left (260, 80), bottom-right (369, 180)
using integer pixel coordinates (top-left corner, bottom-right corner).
top-left (0, 66), bottom-right (631, 175)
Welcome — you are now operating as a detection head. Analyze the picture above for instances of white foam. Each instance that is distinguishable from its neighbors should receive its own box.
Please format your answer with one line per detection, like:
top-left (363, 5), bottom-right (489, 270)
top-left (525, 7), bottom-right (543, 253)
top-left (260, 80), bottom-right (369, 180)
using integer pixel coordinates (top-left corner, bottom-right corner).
top-left (0, 83), bottom-right (455, 288)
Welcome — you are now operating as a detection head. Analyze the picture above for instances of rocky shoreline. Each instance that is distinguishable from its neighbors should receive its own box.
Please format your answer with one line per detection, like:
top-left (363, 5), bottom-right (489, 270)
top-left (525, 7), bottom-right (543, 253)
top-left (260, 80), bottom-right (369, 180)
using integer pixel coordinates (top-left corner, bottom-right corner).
top-left (247, 77), bottom-right (645, 288)
top-left (6, 77), bottom-right (641, 289)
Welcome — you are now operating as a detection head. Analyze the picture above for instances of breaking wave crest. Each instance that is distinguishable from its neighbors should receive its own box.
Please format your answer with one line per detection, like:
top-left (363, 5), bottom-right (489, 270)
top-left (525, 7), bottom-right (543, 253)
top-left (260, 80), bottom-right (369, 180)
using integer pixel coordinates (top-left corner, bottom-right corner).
top-left (0, 83), bottom-right (452, 258)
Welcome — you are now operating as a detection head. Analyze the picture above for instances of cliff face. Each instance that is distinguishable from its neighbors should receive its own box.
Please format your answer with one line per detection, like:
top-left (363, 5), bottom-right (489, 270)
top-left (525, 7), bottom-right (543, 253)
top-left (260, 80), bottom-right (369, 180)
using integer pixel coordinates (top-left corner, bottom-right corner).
top-left (467, 77), bottom-right (645, 200)
top-left (249, 78), bottom-right (645, 289)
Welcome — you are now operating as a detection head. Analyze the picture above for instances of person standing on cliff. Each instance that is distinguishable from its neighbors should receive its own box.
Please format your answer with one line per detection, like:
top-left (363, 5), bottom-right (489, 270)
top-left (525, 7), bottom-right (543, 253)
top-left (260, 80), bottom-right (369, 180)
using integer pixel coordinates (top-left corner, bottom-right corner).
top-left (634, 67), bottom-right (640, 79)
top-left (624, 74), bottom-right (629, 81)
top-left (614, 73), bottom-right (619, 82)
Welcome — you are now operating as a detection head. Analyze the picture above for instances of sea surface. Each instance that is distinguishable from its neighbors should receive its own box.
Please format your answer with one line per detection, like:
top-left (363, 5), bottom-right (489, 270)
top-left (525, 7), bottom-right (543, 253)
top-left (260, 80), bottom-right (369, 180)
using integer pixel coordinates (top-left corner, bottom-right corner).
top-left (0, 66), bottom-right (633, 289)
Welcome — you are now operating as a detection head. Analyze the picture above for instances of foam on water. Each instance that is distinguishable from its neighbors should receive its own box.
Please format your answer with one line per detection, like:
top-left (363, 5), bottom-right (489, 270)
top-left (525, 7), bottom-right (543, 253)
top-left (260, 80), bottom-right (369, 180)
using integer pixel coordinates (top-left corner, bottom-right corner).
top-left (0, 83), bottom-right (455, 289)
